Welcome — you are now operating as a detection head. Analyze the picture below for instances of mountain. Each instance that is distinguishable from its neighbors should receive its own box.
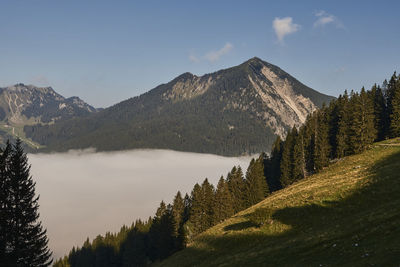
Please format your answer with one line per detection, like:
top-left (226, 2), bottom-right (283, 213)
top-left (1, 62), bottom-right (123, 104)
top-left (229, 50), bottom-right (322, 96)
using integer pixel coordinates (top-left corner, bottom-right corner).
top-left (0, 83), bottom-right (97, 149)
top-left (25, 57), bottom-right (335, 155)
top-left (158, 139), bottom-right (400, 266)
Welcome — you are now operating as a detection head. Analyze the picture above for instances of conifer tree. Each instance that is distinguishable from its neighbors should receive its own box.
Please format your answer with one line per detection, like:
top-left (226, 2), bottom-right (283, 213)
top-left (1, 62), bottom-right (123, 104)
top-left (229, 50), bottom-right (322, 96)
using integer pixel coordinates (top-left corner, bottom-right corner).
top-left (369, 84), bottom-right (387, 141)
top-left (226, 166), bottom-right (248, 212)
top-left (349, 88), bottom-right (376, 153)
top-left (265, 138), bottom-right (283, 192)
top-left (336, 91), bottom-right (351, 158)
top-left (213, 177), bottom-right (234, 224)
top-left (280, 127), bottom-right (296, 187)
top-left (171, 191), bottom-right (184, 237)
top-left (314, 107), bottom-right (331, 170)
top-left (245, 157), bottom-right (269, 206)
top-left (0, 139), bottom-right (52, 266)
top-left (292, 128), bottom-right (307, 180)
top-left (388, 75), bottom-right (400, 137)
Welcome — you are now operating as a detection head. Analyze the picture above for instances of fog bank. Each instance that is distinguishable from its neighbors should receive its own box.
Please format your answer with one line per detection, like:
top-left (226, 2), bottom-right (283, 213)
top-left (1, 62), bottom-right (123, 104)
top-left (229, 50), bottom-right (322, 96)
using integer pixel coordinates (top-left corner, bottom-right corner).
top-left (28, 149), bottom-right (252, 259)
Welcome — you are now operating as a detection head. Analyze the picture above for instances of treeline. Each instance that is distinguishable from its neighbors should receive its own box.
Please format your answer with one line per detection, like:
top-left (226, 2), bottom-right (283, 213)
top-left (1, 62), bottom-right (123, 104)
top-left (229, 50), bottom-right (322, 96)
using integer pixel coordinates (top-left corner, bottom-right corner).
top-left (54, 72), bottom-right (400, 267)
top-left (54, 156), bottom-right (269, 266)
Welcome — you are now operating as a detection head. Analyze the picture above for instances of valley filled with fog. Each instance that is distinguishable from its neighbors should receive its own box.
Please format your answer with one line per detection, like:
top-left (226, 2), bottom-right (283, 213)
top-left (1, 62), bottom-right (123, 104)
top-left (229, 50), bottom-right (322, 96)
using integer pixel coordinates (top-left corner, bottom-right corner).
top-left (28, 149), bottom-right (252, 259)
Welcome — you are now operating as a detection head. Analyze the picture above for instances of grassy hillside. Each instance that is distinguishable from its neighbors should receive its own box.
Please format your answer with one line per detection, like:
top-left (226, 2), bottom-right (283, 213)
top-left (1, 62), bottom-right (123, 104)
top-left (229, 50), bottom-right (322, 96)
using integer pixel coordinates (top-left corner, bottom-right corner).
top-left (157, 138), bottom-right (400, 266)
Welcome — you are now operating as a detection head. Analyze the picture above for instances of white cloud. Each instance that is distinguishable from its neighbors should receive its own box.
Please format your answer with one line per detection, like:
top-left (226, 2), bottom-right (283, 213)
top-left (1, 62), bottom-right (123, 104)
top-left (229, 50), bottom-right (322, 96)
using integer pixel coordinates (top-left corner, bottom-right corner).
top-left (205, 42), bottom-right (233, 62)
top-left (30, 149), bottom-right (251, 259)
top-left (314, 10), bottom-right (343, 28)
top-left (189, 54), bottom-right (199, 63)
top-left (273, 17), bottom-right (301, 43)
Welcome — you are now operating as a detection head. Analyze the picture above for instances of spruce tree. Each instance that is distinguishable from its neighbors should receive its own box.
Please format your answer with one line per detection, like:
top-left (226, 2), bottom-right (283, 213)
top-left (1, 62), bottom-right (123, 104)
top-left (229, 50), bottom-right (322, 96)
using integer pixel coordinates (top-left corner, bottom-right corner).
top-left (265, 137), bottom-right (283, 191)
top-left (336, 91), bottom-right (351, 158)
top-left (280, 127), bottom-right (296, 187)
top-left (314, 107), bottom-right (331, 171)
top-left (292, 128), bottom-right (307, 180)
top-left (245, 157), bottom-right (269, 206)
top-left (388, 75), bottom-right (400, 137)
top-left (226, 166), bottom-right (247, 212)
top-left (213, 177), bottom-right (234, 224)
top-left (369, 84), bottom-right (387, 141)
top-left (1, 139), bottom-right (52, 266)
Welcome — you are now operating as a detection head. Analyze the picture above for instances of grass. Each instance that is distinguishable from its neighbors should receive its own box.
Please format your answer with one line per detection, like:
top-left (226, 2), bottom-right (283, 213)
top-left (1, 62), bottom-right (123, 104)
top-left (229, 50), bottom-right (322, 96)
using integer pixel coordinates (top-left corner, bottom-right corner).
top-left (156, 138), bottom-right (400, 266)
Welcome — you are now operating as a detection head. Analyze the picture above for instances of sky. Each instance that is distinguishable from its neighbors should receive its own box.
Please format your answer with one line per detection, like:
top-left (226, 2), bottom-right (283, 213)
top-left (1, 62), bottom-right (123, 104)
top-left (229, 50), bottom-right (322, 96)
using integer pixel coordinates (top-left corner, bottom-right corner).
top-left (29, 149), bottom-right (251, 259)
top-left (1, 0), bottom-right (399, 107)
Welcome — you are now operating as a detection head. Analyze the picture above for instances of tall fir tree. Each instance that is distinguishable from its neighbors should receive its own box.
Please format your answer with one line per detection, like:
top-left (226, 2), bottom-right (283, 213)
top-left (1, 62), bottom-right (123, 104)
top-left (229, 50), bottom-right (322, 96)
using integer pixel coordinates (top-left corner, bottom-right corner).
top-left (212, 177), bottom-right (234, 224)
top-left (388, 74), bottom-right (400, 137)
top-left (369, 84), bottom-right (387, 141)
top-left (280, 127), bottom-right (296, 187)
top-left (349, 88), bottom-right (376, 153)
top-left (226, 166), bottom-right (248, 212)
top-left (336, 91), bottom-right (351, 158)
top-left (245, 157), bottom-right (269, 206)
top-left (1, 139), bottom-right (52, 266)
top-left (314, 107), bottom-right (331, 171)
top-left (266, 137), bottom-right (283, 192)
top-left (292, 127), bottom-right (307, 180)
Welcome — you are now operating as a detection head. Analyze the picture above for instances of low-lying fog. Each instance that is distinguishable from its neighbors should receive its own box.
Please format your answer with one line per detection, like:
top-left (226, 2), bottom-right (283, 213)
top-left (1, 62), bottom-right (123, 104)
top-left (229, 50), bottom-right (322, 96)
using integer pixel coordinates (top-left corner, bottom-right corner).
top-left (28, 149), bottom-right (252, 260)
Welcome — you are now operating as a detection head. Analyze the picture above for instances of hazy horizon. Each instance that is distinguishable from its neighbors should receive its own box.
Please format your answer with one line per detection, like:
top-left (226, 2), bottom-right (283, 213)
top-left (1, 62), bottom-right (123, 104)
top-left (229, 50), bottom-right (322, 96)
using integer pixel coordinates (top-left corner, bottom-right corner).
top-left (28, 149), bottom-right (253, 260)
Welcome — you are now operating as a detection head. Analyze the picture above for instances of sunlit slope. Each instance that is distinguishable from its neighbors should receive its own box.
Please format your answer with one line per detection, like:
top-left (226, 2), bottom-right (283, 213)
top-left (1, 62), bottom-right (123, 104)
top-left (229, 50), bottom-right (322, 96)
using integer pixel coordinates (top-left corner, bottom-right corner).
top-left (157, 139), bottom-right (400, 266)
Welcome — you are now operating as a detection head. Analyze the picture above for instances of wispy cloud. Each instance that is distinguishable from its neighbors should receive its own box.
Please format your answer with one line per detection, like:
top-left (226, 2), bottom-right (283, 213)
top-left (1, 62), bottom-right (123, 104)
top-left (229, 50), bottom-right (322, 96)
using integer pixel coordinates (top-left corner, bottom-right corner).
top-left (205, 42), bottom-right (233, 62)
top-left (189, 42), bottom-right (234, 63)
top-left (314, 10), bottom-right (344, 28)
top-left (188, 54), bottom-right (199, 63)
top-left (273, 17), bottom-right (301, 43)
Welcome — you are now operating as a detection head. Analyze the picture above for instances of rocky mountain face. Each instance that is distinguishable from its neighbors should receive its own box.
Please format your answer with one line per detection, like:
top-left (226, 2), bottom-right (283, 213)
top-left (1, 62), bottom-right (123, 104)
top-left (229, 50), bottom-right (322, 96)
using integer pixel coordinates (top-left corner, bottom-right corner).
top-left (0, 83), bottom-right (97, 148)
top-left (25, 57), bottom-right (335, 156)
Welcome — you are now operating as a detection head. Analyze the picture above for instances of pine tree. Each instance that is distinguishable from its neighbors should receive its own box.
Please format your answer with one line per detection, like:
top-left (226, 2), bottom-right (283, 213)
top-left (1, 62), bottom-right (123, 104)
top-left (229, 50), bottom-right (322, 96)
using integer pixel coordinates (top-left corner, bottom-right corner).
top-left (388, 75), bottom-right (400, 137)
top-left (245, 157), bottom-right (269, 206)
top-left (171, 191), bottom-right (184, 236)
top-left (0, 139), bottom-right (52, 266)
top-left (212, 177), bottom-right (234, 224)
top-left (280, 127), bottom-right (296, 187)
top-left (226, 166), bottom-right (248, 212)
top-left (265, 137), bottom-right (283, 192)
top-left (314, 107), bottom-right (331, 170)
top-left (349, 88), bottom-right (376, 153)
top-left (369, 84), bottom-right (387, 141)
top-left (336, 91), bottom-right (351, 158)
top-left (292, 128), bottom-right (307, 180)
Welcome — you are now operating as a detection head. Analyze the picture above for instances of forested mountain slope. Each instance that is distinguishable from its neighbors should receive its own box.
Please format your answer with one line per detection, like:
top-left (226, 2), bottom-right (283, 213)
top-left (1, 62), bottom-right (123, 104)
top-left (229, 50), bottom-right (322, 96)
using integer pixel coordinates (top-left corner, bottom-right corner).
top-left (0, 83), bottom-right (97, 150)
top-left (25, 57), bottom-right (334, 156)
top-left (158, 138), bottom-right (400, 266)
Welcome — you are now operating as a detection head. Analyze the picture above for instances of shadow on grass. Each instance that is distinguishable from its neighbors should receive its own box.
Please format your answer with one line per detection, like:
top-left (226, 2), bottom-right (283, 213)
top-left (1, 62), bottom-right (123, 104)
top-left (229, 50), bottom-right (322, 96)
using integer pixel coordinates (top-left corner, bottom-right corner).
top-left (223, 220), bottom-right (258, 231)
top-left (159, 148), bottom-right (400, 267)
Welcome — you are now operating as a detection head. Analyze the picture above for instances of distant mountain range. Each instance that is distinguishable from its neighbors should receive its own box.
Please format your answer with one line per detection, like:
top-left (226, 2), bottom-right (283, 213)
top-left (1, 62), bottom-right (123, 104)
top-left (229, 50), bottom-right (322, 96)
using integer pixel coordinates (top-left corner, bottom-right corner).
top-left (0, 83), bottom-right (98, 149)
top-left (9, 57), bottom-right (334, 155)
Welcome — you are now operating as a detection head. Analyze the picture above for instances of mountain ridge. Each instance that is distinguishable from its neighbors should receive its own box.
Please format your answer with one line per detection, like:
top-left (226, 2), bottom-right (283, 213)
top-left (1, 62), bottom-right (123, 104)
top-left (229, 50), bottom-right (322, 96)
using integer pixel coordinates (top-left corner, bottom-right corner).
top-left (25, 57), bottom-right (335, 155)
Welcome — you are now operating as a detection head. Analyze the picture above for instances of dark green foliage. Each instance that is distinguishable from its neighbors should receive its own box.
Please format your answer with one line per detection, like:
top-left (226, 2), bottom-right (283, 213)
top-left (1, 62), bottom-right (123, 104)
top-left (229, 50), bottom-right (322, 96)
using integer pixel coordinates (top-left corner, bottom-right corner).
top-left (314, 107), bottom-right (331, 171)
top-left (386, 73), bottom-right (400, 137)
top-left (264, 137), bottom-right (283, 192)
top-left (280, 127), bottom-right (296, 187)
top-left (213, 177), bottom-right (234, 224)
top-left (245, 157), bottom-right (269, 206)
top-left (0, 139), bottom-right (52, 266)
top-left (227, 166), bottom-right (248, 212)
top-left (369, 84), bottom-right (387, 141)
top-left (292, 128), bottom-right (306, 180)
top-left (349, 88), bottom-right (376, 153)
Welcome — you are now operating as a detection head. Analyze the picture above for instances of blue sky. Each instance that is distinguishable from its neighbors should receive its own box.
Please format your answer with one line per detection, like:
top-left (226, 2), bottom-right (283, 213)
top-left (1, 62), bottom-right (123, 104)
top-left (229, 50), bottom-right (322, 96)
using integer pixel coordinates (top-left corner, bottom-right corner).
top-left (1, 0), bottom-right (399, 107)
